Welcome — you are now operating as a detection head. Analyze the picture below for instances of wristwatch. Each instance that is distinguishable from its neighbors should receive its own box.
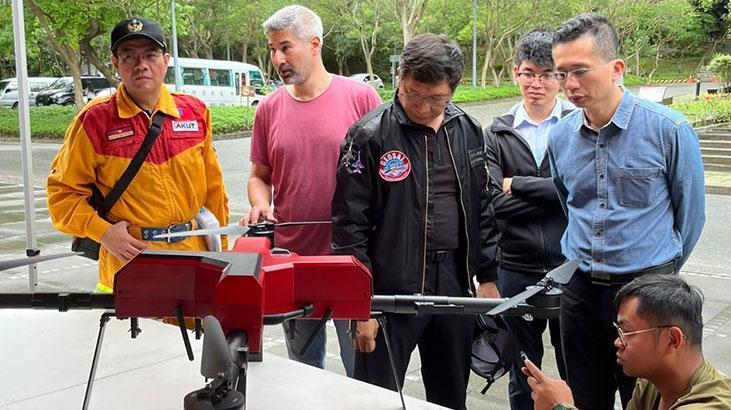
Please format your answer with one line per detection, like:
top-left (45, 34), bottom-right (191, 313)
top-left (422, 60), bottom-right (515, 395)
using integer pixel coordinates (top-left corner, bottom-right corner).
top-left (552, 404), bottom-right (578, 410)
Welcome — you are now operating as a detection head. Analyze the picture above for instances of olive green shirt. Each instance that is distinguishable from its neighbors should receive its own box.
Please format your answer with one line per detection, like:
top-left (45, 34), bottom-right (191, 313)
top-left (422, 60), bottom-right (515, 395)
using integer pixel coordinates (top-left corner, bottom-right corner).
top-left (627, 360), bottom-right (731, 409)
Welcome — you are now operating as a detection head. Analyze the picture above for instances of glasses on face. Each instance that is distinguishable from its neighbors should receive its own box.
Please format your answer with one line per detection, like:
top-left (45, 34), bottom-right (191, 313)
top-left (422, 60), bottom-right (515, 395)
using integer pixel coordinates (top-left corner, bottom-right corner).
top-left (516, 72), bottom-right (557, 84)
top-left (555, 60), bottom-right (615, 83)
top-left (613, 322), bottom-right (673, 346)
top-left (399, 89), bottom-right (451, 109)
top-left (117, 50), bottom-right (163, 65)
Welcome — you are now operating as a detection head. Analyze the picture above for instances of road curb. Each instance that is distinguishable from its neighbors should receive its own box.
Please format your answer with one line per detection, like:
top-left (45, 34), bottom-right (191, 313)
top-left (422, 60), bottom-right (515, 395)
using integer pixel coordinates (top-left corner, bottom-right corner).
top-left (213, 131), bottom-right (251, 140)
top-left (707, 185), bottom-right (731, 195)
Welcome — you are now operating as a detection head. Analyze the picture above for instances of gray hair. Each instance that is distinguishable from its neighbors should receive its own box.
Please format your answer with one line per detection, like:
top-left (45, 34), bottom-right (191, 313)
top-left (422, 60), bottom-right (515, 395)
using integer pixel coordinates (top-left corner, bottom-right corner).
top-left (514, 28), bottom-right (555, 69)
top-left (263, 5), bottom-right (324, 45)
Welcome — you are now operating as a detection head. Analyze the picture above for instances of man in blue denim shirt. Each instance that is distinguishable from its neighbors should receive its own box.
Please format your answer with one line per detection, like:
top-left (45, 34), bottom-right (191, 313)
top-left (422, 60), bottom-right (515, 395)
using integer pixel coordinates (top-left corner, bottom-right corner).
top-left (547, 14), bottom-right (705, 410)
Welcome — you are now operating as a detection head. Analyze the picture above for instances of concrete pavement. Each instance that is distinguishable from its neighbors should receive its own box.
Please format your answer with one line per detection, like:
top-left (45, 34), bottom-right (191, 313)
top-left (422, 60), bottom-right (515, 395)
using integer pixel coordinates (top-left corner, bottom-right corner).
top-left (0, 84), bottom-right (729, 408)
top-left (1, 134), bottom-right (730, 408)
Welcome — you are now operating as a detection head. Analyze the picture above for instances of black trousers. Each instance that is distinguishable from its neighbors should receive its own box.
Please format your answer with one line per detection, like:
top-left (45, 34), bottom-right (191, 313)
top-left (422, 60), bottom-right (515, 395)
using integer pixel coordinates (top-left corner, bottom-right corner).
top-left (498, 267), bottom-right (566, 410)
top-left (560, 271), bottom-right (637, 410)
top-left (354, 252), bottom-right (474, 410)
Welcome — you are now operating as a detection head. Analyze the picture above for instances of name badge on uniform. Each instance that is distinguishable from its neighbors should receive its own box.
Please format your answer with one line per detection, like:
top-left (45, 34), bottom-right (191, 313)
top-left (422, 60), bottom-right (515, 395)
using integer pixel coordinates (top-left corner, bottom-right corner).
top-left (172, 120), bottom-right (199, 132)
top-left (106, 126), bottom-right (134, 141)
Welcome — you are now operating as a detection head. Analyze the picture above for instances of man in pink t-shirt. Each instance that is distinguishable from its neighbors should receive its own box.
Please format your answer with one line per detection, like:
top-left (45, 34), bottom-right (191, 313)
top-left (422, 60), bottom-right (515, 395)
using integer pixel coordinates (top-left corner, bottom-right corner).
top-left (243, 5), bottom-right (381, 376)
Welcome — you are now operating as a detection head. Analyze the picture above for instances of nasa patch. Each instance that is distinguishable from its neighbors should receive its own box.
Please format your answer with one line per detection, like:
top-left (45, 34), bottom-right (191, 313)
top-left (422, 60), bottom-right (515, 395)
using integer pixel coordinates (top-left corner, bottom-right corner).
top-left (379, 150), bottom-right (411, 182)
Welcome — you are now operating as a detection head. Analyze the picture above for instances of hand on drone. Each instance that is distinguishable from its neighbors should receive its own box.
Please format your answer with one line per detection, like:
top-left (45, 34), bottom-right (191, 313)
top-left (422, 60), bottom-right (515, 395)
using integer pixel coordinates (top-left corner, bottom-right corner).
top-left (476, 281), bottom-right (500, 298)
top-left (240, 205), bottom-right (278, 226)
top-left (101, 221), bottom-right (147, 262)
top-left (523, 358), bottom-right (576, 410)
top-left (354, 319), bottom-right (379, 353)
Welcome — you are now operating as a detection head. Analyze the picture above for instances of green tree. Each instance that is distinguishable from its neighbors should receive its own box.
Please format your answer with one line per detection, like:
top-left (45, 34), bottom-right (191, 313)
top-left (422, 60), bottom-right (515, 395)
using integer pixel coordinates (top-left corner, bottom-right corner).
top-left (709, 53), bottom-right (731, 89)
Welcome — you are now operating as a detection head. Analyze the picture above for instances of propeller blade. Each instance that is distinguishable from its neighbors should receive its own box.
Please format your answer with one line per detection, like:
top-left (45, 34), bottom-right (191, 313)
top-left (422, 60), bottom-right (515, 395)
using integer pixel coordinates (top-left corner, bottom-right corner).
top-left (154, 225), bottom-right (249, 239)
top-left (0, 252), bottom-right (81, 272)
top-left (486, 258), bottom-right (582, 316)
top-left (200, 315), bottom-right (235, 380)
top-left (487, 286), bottom-right (544, 316)
top-left (546, 258), bottom-right (582, 285)
top-left (153, 220), bottom-right (332, 240)
top-left (274, 220), bottom-right (332, 227)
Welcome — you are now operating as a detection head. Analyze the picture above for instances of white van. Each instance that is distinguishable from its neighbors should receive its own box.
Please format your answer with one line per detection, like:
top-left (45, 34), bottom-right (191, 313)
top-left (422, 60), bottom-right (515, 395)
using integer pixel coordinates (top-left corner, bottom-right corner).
top-left (164, 58), bottom-right (266, 106)
top-left (0, 77), bottom-right (58, 108)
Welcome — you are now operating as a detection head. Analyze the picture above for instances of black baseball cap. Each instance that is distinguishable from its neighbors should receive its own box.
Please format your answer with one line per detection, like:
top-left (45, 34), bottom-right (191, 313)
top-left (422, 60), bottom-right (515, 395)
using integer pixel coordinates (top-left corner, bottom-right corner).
top-left (111, 17), bottom-right (167, 53)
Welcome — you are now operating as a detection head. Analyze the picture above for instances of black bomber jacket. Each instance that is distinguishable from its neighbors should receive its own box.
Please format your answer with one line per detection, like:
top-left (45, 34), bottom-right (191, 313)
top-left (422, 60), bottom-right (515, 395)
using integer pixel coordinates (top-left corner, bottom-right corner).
top-left (483, 109), bottom-right (573, 274)
top-left (332, 97), bottom-right (498, 296)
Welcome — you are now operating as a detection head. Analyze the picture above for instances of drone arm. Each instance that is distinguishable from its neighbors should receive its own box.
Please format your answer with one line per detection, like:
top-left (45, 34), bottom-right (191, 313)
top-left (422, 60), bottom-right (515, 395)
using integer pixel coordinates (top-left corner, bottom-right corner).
top-left (262, 304), bottom-right (314, 325)
top-left (0, 293), bottom-right (114, 311)
top-left (371, 295), bottom-right (503, 315)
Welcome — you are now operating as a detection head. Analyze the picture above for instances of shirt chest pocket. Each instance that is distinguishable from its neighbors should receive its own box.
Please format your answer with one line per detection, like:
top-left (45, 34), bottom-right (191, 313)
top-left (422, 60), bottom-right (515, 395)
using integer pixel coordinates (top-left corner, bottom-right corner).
top-left (618, 167), bottom-right (664, 208)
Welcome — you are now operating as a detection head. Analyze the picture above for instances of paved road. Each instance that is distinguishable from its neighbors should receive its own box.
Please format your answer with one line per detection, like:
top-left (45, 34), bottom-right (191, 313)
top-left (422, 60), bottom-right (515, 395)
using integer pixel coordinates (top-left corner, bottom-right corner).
top-left (0, 82), bottom-right (729, 409)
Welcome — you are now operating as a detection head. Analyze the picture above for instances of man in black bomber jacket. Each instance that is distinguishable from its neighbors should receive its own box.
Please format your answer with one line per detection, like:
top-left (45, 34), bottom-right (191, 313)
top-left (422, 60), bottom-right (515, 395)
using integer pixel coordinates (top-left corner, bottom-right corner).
top-left (483, 29), bottom-right (575, 410)
top-left (332, 34), bottom-right (499, 410)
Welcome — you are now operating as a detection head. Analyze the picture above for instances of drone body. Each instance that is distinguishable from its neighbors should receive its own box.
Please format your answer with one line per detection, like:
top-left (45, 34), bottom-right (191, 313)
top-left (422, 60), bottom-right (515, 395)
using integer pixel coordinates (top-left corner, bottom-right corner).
top-left (113, 236), bottom-right (373, 356)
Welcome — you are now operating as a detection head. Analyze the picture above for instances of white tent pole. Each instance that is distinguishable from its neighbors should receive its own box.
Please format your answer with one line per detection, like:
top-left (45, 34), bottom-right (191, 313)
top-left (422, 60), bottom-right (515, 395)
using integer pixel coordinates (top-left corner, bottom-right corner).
top-left (12, 0), bottom-right (39, 290)
top-left (171, 0), bottom-right (182, 91)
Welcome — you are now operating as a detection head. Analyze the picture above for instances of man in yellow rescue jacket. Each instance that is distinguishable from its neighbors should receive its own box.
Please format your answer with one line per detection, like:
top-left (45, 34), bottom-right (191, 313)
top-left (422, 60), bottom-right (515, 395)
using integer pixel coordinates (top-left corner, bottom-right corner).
top-left (47, 17), bottom-right (228, 292)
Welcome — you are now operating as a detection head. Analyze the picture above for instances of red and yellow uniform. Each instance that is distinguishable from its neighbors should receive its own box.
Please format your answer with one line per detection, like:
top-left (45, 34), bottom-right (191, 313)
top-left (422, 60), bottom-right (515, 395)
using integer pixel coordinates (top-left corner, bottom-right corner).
top-left (47, 84), bottom-right (229, 292)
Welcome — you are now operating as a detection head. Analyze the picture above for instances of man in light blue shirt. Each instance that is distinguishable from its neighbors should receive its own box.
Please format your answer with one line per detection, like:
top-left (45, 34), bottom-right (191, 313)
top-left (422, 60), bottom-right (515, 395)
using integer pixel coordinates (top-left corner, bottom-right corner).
top-left (547, 14), bottom-right (705, 410)
top-left (484, 28), bottom-right (574, 409)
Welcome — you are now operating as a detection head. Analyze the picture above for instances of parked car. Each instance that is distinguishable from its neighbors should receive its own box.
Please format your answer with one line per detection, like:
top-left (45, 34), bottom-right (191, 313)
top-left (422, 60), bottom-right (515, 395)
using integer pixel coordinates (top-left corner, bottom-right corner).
top-left (0, 77), bottom-right (58, 108)
top-left (348, 73), bottom-right (384, 89)
top-left (92, 86), bottom-right (118, 100)
top-left (35, 76), bottom-right (112, 106)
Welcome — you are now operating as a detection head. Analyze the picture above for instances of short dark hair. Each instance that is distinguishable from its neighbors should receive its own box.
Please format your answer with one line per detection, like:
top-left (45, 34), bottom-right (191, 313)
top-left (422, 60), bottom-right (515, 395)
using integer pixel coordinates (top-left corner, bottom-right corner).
top-left (399, 33), bottom-right (464, 92)
top-left (616, 274), bottom-right (704, 348)
top-left (554, 14), bottom-right (619, 62)
top-left (514, 28), bottom-right (555, 69)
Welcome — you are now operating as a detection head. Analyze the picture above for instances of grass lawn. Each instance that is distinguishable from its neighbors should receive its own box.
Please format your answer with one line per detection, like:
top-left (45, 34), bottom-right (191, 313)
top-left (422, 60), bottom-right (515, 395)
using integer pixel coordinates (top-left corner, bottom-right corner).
top-left (2, 78), bottom-right (725, 140)
top-left (0, 105), bottom-right (255, 140)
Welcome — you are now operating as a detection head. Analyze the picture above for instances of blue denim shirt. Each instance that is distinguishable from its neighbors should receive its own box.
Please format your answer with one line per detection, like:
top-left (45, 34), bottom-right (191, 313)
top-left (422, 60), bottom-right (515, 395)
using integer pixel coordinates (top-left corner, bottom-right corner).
top-left (548, 90), bottom-right (705, 275)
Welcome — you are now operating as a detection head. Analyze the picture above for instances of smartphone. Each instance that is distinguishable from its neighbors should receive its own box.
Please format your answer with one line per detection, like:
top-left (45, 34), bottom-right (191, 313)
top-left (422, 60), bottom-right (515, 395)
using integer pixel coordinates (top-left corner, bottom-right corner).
top-left (520, 351), bottom-right (535, 379)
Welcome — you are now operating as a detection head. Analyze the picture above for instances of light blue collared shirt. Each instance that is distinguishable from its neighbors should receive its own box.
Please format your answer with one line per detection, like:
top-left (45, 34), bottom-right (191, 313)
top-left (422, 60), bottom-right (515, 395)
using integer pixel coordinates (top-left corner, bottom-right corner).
top-left (547, 90), bottom-right (705, 275)
top-left (512, 101), bottom-right (564, 166)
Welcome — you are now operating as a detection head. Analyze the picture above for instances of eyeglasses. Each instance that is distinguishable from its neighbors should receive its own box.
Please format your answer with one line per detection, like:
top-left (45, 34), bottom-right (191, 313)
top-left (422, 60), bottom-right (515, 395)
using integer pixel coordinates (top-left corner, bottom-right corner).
top-left (554, 60), bottom-right (615, 82)
top-left (516, 72), bottom-right (557, 84)
top-left (117, 50), bottom-right (164, 65)
top-left (613, 322), bottom-right (673, 346)
top-left (398, 89), bottom-right (451, 109)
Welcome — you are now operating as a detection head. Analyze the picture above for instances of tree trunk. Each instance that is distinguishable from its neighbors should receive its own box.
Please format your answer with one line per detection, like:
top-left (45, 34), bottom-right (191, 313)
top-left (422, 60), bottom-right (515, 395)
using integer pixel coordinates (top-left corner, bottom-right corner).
top-left (491, 67), bottom-right (500, 86)
top-left (400, 14), bottom-right (411, 46)
top-left (26, 0), bottom-right (85, 110)
top-left (69, 65), bottom-right (85, 111)
top-left (79, 19), bottom-right (120, 87)
top-left (393, 0), bottom-right (428, 47)
top-left (241, 44), bottom-right (248, 63)
top-left (480, 47), bottom-right (491, 88)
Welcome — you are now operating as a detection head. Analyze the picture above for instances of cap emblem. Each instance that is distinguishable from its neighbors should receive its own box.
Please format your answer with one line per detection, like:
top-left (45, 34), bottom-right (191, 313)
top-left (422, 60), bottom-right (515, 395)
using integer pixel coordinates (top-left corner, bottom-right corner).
top-left (127, 19), bottom-right (143, 33)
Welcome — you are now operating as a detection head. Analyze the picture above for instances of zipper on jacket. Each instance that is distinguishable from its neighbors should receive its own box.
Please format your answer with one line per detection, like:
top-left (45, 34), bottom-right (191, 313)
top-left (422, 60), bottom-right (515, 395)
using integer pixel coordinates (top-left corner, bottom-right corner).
top-left (421, 133), bottom-right (429, 295)
top-left (536, 164), bottom-right (548, 272)
top-left (444, 128), bottom-right (475, 296)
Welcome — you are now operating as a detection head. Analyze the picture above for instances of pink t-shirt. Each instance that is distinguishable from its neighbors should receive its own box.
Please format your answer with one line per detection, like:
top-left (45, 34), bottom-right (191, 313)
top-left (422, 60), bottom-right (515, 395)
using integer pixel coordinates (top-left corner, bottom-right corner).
top-left (250, 75), bottom-right (381, 255)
